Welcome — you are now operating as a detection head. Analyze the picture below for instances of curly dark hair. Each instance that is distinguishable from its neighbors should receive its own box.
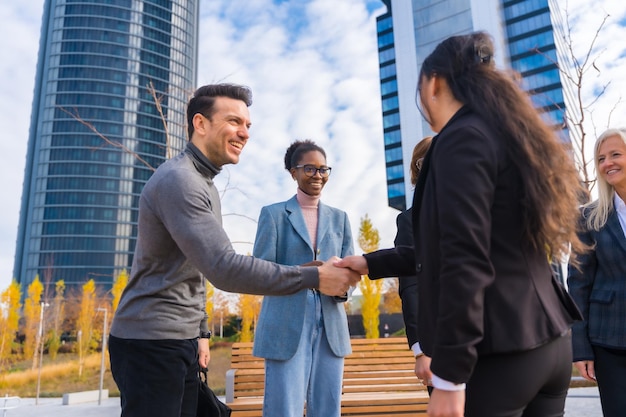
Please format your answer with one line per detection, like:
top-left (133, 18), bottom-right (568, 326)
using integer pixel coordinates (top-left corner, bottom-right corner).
top-left (419, 31), bottom-right (586, 260)
top-left (283, 139), bottom-right (327, 171)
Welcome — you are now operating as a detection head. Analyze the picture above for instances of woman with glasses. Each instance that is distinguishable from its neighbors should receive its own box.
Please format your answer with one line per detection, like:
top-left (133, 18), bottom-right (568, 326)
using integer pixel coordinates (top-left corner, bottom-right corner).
top-left (252, 139), bottom-right (354, 417)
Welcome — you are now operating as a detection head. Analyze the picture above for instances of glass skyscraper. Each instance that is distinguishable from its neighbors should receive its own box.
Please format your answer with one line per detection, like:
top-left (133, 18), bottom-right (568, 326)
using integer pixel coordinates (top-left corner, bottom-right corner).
top-left (13, 0), bottom-right (198, 289)
top-left (376, 0), bottom-right (576, 210)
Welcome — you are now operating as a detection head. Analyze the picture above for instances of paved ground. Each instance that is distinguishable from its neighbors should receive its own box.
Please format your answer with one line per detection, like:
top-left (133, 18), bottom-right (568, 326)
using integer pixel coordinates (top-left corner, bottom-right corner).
top-left (1, 386), bottom-right (602, 416)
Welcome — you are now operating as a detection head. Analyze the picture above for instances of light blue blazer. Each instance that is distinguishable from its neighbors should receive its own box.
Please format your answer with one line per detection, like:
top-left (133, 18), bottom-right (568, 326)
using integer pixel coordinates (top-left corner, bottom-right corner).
top-left (252, 195), bottom-right (354, 360)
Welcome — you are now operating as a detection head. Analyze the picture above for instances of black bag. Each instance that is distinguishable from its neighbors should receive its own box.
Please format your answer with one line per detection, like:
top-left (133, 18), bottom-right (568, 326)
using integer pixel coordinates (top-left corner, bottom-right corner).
top-left (197, 368), bottom-right (232, 417)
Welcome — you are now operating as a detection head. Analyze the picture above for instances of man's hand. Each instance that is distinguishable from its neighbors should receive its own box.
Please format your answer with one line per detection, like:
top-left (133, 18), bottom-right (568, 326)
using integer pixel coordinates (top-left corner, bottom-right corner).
top-left (574, 360), bottom-right (597, 383)
top-left (301, 260), bottom-right (323, 267)
top-left (317, 256), bottom-right (361, 296)
top-left (198, 337), bottom-right (210, 369)
top-left (427, 388), bottom-right (465, 417)
top-left (334, 255), bottom-right (369, 275)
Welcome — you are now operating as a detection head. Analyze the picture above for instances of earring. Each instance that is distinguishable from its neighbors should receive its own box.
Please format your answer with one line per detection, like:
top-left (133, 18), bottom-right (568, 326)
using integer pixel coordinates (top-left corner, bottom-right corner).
top-left (431, 96), bottom-right (436, 101)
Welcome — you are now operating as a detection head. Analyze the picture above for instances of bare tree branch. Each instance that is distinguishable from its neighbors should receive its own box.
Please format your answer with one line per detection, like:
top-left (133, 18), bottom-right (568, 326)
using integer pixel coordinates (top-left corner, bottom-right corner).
top-left (545, 7), bottom-right (614, 196)
top-left (58, 106), bottom-right (156, 171)
top-left (147, 81), bottom-right (173, 159)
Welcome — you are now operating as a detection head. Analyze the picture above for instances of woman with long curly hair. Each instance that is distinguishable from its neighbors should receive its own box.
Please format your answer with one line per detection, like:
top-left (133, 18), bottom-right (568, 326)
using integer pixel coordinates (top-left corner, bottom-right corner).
top-left (338, 32), bottom-right (586, 417)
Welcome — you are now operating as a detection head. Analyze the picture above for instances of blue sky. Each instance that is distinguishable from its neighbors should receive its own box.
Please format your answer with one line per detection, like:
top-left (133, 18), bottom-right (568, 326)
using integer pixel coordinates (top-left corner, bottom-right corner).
top-left (0, 0), bottom-right (625, 292)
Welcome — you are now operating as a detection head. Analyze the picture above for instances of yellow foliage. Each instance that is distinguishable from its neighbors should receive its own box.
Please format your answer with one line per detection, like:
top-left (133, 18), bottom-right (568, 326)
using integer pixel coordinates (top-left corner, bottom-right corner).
top-left (357, 214), bottom-right (382, 338)
top-left (238, 294), bottom-right (262, 342)
top-left (77, 279), bottom-right (96, 376)
top-left (381, 278), bottom-right (403, 314)
top-left (111, 269), bottom-right (128, 313)
top-left (23, 276), bottom-right (44, 362)
top-left (358, 214), bottom-right (380, 254)
top-left (206, 281), bottom-right (215, 324)
top-left (360, 276), bottom-right (383, 338)
top-left (0, 281), bottom-right (22, 367)
top-left (47, 280), bottom-right (66, 360)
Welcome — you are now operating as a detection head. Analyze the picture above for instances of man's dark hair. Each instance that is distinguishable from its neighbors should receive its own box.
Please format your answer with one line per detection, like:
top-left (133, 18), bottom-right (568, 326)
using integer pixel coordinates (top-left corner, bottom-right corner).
top-left (186, 83), bottom-right (253, 139)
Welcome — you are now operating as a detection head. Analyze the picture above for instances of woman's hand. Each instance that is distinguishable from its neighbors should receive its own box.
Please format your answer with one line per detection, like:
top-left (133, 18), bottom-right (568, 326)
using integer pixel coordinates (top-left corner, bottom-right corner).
top-left (574, 360), bottom-right (596, 383)
top-left (414, 354), bottom-right (433, 387)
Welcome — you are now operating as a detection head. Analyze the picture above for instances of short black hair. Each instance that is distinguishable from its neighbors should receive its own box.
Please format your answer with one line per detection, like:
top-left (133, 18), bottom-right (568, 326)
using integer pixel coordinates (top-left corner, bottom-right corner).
top-left (186, 83), bottom-right (252, 139)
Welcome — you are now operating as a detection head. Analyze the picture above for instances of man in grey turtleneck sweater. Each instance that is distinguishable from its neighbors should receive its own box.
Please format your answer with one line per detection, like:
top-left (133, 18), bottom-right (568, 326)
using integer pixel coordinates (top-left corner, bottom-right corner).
top-left (108, 83), bottom-right (360, 417)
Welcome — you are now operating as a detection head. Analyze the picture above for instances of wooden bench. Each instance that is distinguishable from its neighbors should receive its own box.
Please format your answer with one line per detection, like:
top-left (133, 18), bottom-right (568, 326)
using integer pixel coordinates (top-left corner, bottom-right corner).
top-left (225, 337), bottom-right (429, 416)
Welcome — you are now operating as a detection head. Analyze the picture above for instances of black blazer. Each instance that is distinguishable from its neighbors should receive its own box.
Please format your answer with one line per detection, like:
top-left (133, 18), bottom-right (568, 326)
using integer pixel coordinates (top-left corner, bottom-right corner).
top-left (394, 208), bottom-right (418, 348)
top-left (366, 107), bottom-right (580, 384)
top-left (568, 208), bottom-right (626, 360)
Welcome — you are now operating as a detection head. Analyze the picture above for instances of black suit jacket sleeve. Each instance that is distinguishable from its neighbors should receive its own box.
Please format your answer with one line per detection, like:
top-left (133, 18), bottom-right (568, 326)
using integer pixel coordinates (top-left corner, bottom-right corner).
top-left (364, 245), bottom-right (415, 279)
top-left (394, 209), bottom-right (419, 348)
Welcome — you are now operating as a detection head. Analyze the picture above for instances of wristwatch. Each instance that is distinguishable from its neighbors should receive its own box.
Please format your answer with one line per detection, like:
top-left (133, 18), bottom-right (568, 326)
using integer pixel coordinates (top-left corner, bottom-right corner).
top-left (199, 331), bottom-right (212, 339)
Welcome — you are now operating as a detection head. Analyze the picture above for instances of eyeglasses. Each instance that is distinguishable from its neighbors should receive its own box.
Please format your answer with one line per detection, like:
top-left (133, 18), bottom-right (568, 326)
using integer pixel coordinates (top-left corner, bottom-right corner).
top-left (415, 158), bottom-right (424, 170)
top-left (294, 164), bottom-right (332, 178)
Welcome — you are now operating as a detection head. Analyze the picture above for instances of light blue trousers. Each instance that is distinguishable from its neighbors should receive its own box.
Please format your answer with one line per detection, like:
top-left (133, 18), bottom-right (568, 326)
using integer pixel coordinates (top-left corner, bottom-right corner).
top-left (262, 290), bottom-right (344, 417)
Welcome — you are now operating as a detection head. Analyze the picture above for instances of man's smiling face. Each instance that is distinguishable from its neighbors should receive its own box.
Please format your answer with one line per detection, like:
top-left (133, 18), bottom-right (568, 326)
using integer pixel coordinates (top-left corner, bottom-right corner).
top-left (193, 96), bottom-right (251, 167)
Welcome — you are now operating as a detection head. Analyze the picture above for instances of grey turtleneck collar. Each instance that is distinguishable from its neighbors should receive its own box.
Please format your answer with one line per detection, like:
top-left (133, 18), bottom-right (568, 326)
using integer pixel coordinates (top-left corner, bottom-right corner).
top-left (185, 142), bottom-right (221, 178)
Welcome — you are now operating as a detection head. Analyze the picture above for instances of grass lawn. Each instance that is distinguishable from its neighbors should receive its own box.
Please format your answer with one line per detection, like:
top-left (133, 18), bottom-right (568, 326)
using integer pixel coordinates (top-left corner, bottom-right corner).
top-left (1, 341), bottom-right (594, 398)
top-left (0, 342), bottom-right (232, 398)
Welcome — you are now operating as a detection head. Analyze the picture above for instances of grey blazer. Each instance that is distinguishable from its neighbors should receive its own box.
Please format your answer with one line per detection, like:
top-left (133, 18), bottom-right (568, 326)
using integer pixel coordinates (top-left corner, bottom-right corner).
top-left (568, 208), bottom-right (626, 360)
top-left (252, 196), bottom-right (354, 360)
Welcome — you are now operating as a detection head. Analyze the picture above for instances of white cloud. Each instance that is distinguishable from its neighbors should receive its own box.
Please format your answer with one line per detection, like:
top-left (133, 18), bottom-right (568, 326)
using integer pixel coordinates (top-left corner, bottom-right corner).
top-left (0, 1), bottom-right (45, 290)
top-left (198, 0), bottom-right (398, 261)
top-left (564, 0), bottom-right (626, 132)
top-left (1, 0), bottom-right (625, 292)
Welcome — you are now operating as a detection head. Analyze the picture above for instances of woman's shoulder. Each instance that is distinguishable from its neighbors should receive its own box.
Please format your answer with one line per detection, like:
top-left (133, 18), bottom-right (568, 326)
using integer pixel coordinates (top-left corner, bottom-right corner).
top-left (320, 202), bottom-right (349, 217)
top-left (261, 199), bottom-right (292, 212)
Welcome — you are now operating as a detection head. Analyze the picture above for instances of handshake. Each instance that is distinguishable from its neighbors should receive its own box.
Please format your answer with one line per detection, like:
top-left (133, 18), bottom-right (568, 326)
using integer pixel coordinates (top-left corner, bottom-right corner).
top-left (307, 255), bottom-right (368, 297)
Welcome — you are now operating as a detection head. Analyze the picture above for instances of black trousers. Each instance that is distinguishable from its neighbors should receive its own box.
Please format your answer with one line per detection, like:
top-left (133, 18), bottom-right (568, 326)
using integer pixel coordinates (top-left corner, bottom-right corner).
top-left (593, 345), bottom-right (626, 417)
top-left (464, 333), bottom-right (572, 417)
top-left (109, 335), bottom-right (199, 417)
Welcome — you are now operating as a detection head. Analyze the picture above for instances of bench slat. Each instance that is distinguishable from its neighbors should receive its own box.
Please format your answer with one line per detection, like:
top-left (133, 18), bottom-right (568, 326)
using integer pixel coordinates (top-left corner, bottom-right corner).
top-left (227, 337), bottom-right (428, 416)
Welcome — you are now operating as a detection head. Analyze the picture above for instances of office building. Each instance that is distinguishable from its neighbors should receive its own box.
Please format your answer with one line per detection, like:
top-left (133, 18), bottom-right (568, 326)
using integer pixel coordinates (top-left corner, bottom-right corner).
top-left (376, 0), bottom-right (576, 210)
top-left (13, 0), bottom-right (198, 289)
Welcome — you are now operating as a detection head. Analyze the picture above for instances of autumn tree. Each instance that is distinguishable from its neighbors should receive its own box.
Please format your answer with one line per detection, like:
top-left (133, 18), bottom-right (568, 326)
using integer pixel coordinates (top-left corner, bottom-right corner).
top-left (47, 280), bottom-right (66, 360)
top-left (111, 269), bottom-right (128, 314)
top-left (22, 276), bottom-right (44, 367)
top-left (212, 290), bottom-right (231, 337)
top-left (205, 281), bottom-right (215, 328)
top-left (381, 278), bottom-right (402, 314)
top-left (0, 281), bottom-right (22, 368)
top-left (77, 279), bottom-right (96, 377)
top-left (358, 215), bottom-right (383, 339)
top-left (237, 293), bottom-right (262, 342)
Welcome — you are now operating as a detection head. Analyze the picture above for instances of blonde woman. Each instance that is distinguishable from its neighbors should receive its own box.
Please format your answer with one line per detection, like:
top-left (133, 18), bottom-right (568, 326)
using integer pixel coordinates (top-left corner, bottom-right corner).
top-left (568, 128), bottom-right (626, 417)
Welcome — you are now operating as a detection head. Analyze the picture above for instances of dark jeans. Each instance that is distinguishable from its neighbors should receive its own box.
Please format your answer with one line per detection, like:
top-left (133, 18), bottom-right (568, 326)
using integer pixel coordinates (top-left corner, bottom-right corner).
top-left (593, 345), bottom-right (626, 417)
top-left (465, 333), bottom-right (572, 417)
top-left (109, 335), bottom-right (199, 417)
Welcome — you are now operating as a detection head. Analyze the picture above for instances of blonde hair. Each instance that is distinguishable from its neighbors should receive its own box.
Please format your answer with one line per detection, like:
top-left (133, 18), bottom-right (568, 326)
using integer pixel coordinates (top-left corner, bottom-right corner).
top-left (585, 128), bottom-right (626, 230)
